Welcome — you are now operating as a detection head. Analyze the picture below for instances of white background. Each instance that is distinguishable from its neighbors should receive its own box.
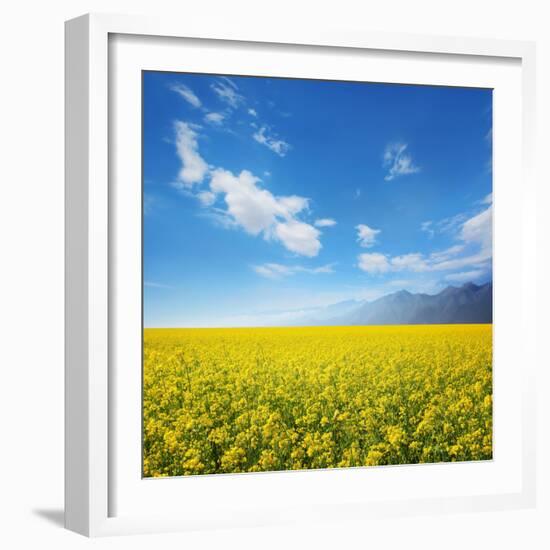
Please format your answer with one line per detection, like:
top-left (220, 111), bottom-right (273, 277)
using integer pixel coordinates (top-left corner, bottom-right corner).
top-left (0, 1), bottom-right (547, 548)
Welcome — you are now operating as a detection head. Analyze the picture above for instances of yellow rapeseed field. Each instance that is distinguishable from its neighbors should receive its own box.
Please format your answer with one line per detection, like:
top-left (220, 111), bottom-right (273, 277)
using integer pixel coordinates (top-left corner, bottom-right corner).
top-left (143, 324), bottom-right (492, 477)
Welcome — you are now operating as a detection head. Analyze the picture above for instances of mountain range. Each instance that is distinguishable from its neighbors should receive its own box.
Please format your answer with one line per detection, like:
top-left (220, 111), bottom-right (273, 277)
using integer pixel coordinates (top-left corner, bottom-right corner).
top-left (292, 282), bottom-right (493, 326)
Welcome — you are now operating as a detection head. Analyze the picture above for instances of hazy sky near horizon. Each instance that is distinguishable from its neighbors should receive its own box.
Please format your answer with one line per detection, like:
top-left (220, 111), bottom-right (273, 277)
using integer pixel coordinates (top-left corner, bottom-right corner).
top-left (143, 72), bottom-right (492, 327)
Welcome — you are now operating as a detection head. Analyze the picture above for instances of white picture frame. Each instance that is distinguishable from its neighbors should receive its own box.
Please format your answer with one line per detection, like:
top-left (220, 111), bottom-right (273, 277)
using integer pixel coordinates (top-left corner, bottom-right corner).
top-left (65, 13), bottom-right (537, 537)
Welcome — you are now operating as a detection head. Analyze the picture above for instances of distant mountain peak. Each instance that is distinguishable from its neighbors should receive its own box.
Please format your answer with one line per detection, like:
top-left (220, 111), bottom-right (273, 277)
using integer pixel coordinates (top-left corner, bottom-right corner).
top-left (299, 281), bottom-right (492, 327)
top-left (461, 282), bottom-right (480, 291)
top-left (394, 289), bottom-right (412, 296)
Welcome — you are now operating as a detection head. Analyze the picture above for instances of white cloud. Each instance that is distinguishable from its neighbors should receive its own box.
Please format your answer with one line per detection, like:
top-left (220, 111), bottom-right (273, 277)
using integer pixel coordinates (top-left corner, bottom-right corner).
top-left (432, 212), bottom-right (469, 236)
top-left (170, 84), bottom-right (202, 108)
top-left (481, 192), bottom-right (493, 205)
top-left (210, 169), bottom-right (280, 234)
top-left (173, 121), bottom-right (209, 186)
top-left (314, 218), bottom-right (337, 228)
top-left (171, 122), bottom-right (321, 257)
top-left (307, 264), bottom-right (335, 274)
top-left (429, 251), bottom-right (491, 273)
top-left (197, 191), bottom-right (216, 206)
top-left (429, 244), bottom-right (466, 263)
top-left (383, 143), bottom-right (420, 181)
top-left (422, 196), bottom-right (492, 241)
top-left (248, 108), bottom-right (258, 117)
top-left (358, 253), bottom-right (391, 274)
top-left (253, 126), bottom-right (291, 157)
top-left (211, 79), bottom-right (244, 108)
top-left (278, 195), bottom-right (310, 216)
top-left (198, 207), bottom-right (239, 230)
top-left (356, 224), bottom-right (381, 248)
top-left (357, 205), bottom-right (493, 278)
top-left (204, 112), bottom-right (225, 125)
top-left (209, 168), bottom-right (321, 256)
top-left (264, 171), bottom-right (272, 177)
top-left (420, 220), bottom-right (434, 237)
top-left (253, 263), bottom-right (292, 278)
top-left (253, 262), bottom-right (335, 279)
top-left (274, 220), bottom-right (321, 257)
top-left (391, 253), bottom-right (429, 272)
top-left (460, 205), bottom-right (492, 253)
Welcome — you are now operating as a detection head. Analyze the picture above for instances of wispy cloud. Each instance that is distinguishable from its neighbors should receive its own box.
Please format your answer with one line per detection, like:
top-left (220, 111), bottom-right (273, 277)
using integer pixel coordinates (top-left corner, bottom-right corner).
top-left (170, 83), bottom-right (202, 108)
top-left (253, 126), bottom-right (291, 157)
top-left (197, 190), bottom-right (216, 206)
top-left (203, 85), bottom-right (291, 157)
top-left (144, 281), bottom-right (172, 289)
top-left (204, 112), bottom-right (225, 125)
top-left (383, 143), bottom-right (420, 181)
top-left (356, 224), bottom-right (381, 248)
top-left (460, 204), bottom-right (492, 254)
top-left (357, 253), bottom-right (391, 274)
top-left (253, 262), bottom-right (335, 279)
top-left (314, 218), bottom-right (337, 228)
top-left (429, 244), bottom-right (466, 263)
top-left (427, 212), bottom-right (469, 237)
top-left (358, 203), bottom-right (492, 277)
top-left (420, 220), bottom-right (434, 238)
top-left (172, 121), bottom-right (209, 187)
top-left (211, 78), bottom-right (244, 108)
top-left (390, 253), bottom-right (429, 272)
top-left (220, 76), bottom-right (238, 89)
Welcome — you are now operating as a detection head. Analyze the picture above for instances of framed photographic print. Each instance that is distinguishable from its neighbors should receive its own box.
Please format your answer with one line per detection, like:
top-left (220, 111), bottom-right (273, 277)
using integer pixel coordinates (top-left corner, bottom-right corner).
top-left (142, 72), bottom-right (495, 477)
top-left (65, 13), bottom-right (537, 536)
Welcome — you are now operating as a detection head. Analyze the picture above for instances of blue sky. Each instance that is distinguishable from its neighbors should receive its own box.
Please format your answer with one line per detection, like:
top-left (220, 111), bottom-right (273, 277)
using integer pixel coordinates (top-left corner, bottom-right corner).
top-left (143, 72), bottom-right (492, 327)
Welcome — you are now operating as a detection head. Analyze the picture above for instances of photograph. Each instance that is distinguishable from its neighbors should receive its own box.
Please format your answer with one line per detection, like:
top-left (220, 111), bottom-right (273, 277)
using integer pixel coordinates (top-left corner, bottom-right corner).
top-left (142, 71), bottom-right (493, 477)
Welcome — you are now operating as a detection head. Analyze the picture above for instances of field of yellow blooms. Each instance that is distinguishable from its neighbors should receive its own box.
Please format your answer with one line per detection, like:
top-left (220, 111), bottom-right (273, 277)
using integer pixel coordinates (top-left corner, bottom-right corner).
top-left (143, 324), bottom-right (492, 477)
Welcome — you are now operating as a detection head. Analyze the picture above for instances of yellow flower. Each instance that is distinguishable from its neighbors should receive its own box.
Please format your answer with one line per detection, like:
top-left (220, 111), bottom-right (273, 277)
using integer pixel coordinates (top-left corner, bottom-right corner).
top-left (142, 324), bottom-right (492, 476)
